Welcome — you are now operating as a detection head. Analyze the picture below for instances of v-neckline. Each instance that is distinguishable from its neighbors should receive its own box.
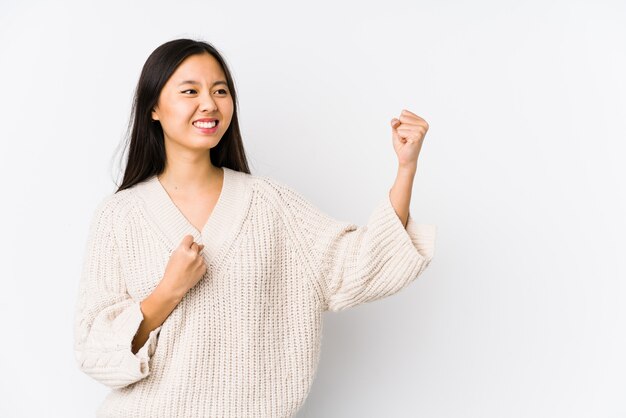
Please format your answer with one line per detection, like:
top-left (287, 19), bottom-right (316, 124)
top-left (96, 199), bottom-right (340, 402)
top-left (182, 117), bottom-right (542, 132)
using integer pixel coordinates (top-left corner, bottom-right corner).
top-left (155, 167), bottom-right (225, 237)
top-left (132, 166), bottom-right (253, 265)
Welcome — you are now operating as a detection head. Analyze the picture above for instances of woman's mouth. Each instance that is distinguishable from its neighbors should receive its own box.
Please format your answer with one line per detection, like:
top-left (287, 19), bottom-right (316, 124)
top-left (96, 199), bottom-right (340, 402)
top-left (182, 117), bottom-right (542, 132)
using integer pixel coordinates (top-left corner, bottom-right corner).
top-left (193, 120), bottom-right (219, 133)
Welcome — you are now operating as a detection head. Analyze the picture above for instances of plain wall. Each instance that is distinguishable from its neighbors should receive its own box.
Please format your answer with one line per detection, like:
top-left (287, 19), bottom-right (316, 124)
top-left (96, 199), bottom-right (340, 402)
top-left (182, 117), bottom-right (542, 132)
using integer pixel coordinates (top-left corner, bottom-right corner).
top-left (0, 0), bottom-right (624, 416)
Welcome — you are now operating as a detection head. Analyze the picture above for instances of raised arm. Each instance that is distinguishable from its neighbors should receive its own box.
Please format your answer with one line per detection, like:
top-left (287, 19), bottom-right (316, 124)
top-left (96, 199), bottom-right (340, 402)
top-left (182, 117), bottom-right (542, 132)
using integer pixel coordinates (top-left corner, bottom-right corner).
top-left (270, 179), bottom-right (436, 312)
top-left (389, 164), bottom-right (418, 229)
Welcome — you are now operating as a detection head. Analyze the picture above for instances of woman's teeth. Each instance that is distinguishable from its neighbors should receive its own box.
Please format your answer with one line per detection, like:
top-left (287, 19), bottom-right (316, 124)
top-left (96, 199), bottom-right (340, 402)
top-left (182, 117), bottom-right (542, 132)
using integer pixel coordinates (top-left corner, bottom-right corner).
top-left (194, 120), bottom-right (217, 128)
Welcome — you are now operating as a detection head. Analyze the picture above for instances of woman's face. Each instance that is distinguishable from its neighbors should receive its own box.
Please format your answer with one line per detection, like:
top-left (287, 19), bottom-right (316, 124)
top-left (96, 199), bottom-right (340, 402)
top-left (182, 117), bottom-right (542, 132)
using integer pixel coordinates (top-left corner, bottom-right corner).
top-left (151, 52), bottom-right (234, 152)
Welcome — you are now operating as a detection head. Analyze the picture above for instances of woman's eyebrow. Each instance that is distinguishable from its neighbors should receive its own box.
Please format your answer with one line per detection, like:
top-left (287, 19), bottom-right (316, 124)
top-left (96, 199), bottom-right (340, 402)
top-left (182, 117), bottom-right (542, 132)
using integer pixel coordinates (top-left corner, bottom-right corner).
top-left (177, 80), bottom-right (227, 87)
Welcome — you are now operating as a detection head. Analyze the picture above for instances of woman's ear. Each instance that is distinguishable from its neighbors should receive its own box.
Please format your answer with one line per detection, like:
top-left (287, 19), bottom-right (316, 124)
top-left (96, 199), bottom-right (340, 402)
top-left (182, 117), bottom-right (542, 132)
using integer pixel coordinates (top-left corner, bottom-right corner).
top-left (151, 108), bottom-right (159, 122)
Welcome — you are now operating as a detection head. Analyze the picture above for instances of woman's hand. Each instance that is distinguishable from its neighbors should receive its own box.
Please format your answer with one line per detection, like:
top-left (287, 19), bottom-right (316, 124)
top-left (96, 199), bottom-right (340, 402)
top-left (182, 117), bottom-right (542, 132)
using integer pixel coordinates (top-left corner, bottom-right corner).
top-left (132, 235), bottom-right (206, 353)
top-left (158, 234), bottom-right (207, 300)
top-left (390, 109), bottom-right (429, 169)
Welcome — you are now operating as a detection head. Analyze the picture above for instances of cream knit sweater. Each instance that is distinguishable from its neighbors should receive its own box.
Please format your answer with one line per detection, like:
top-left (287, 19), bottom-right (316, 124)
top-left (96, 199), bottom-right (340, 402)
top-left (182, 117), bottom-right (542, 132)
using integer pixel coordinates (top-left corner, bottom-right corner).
top-left (74, 166), bottom-right (437, 417)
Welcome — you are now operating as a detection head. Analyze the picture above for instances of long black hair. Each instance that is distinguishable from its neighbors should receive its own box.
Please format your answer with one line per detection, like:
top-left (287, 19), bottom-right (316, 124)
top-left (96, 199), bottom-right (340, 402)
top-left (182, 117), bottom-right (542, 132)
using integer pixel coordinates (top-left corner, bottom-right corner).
top-left (114, 38), bottom-right (251, 192)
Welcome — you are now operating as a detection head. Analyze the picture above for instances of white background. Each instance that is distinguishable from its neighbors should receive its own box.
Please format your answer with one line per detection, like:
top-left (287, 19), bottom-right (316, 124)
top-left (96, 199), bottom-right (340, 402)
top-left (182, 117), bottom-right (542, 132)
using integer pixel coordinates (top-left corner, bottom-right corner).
top-left (1, 0), bottom-right (624, 417)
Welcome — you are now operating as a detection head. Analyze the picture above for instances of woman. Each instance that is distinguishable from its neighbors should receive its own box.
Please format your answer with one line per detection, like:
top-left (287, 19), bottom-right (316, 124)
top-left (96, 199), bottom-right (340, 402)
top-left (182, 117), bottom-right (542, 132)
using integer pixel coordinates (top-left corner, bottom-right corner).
top-left (74, 38), bottom-right (437, 418)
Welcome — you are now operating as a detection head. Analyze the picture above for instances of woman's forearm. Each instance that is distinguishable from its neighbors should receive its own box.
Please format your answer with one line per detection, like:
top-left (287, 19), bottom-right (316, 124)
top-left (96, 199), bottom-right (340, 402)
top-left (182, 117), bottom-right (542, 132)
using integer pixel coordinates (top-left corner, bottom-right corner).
top-left (131, 282), bottom-right (182, 354)
top-left (389, 163), bottom-right (417, 228)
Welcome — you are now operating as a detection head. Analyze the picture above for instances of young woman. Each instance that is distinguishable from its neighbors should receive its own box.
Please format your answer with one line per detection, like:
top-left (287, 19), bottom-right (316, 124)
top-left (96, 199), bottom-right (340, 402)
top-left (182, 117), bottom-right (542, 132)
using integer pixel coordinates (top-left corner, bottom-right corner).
top-left (74, 38), bottom-right (436, 418)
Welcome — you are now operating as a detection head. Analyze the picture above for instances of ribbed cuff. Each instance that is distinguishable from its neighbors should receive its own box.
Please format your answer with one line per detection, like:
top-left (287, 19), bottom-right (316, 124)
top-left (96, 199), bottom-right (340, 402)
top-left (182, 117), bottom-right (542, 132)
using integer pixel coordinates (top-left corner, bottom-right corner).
top-left (112, 301), bottom-right (162, 376)
top-left (123, 301), bottom-right (161, 358)
top-left (406, 215), bottom-right (437, 261)
top-left (372, 190), bottom-right (437, 268)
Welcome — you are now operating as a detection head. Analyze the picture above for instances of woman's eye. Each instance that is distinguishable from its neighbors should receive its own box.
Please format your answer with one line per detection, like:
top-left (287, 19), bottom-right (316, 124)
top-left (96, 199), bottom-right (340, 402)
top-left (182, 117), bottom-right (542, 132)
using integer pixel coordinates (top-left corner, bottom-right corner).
top-left (216, 89), bottom-right (228, 94)
top-left (182, 89), bottom-right (197, 94)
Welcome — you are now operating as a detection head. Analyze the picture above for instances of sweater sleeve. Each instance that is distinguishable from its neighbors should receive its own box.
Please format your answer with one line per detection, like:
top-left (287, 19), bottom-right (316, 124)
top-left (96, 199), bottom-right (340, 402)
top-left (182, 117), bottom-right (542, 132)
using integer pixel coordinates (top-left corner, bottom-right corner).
top-left (73, 196), bottom-right (162, 389)
top-left (278, 182), bottom-right (437, 312)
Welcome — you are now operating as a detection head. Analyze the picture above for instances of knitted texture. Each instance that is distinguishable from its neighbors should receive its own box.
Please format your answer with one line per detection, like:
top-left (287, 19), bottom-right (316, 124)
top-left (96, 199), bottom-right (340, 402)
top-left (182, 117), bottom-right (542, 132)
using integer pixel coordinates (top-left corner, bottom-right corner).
top-left (74, 166), bottom-right (437, 417)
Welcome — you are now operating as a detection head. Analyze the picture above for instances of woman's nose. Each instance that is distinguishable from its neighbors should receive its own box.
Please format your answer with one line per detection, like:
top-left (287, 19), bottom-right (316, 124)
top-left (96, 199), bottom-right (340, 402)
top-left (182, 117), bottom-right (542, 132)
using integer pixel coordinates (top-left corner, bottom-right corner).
top-left (199, 91), bottom-right (218, 112)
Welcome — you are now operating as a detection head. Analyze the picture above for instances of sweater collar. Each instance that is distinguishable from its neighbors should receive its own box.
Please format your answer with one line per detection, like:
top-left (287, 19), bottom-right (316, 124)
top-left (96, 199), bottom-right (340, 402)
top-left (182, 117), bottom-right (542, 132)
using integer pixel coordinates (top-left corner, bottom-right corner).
top-left (132, 166), bottom-right (252, 265)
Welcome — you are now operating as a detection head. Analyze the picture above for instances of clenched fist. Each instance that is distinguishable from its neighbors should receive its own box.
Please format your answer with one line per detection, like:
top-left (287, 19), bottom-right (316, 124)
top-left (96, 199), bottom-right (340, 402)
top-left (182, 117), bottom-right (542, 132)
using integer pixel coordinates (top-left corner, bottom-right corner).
top-left (159, 234), bottom-right (207, 300)
top-left (390, 109), bottom-right (429, 168)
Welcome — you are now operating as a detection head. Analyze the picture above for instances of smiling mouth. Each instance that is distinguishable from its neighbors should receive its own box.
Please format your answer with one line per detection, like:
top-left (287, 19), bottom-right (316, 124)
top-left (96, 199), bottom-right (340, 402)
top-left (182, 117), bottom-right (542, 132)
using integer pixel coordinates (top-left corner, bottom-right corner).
top-left (193, 120), bottom-right (219, 129)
